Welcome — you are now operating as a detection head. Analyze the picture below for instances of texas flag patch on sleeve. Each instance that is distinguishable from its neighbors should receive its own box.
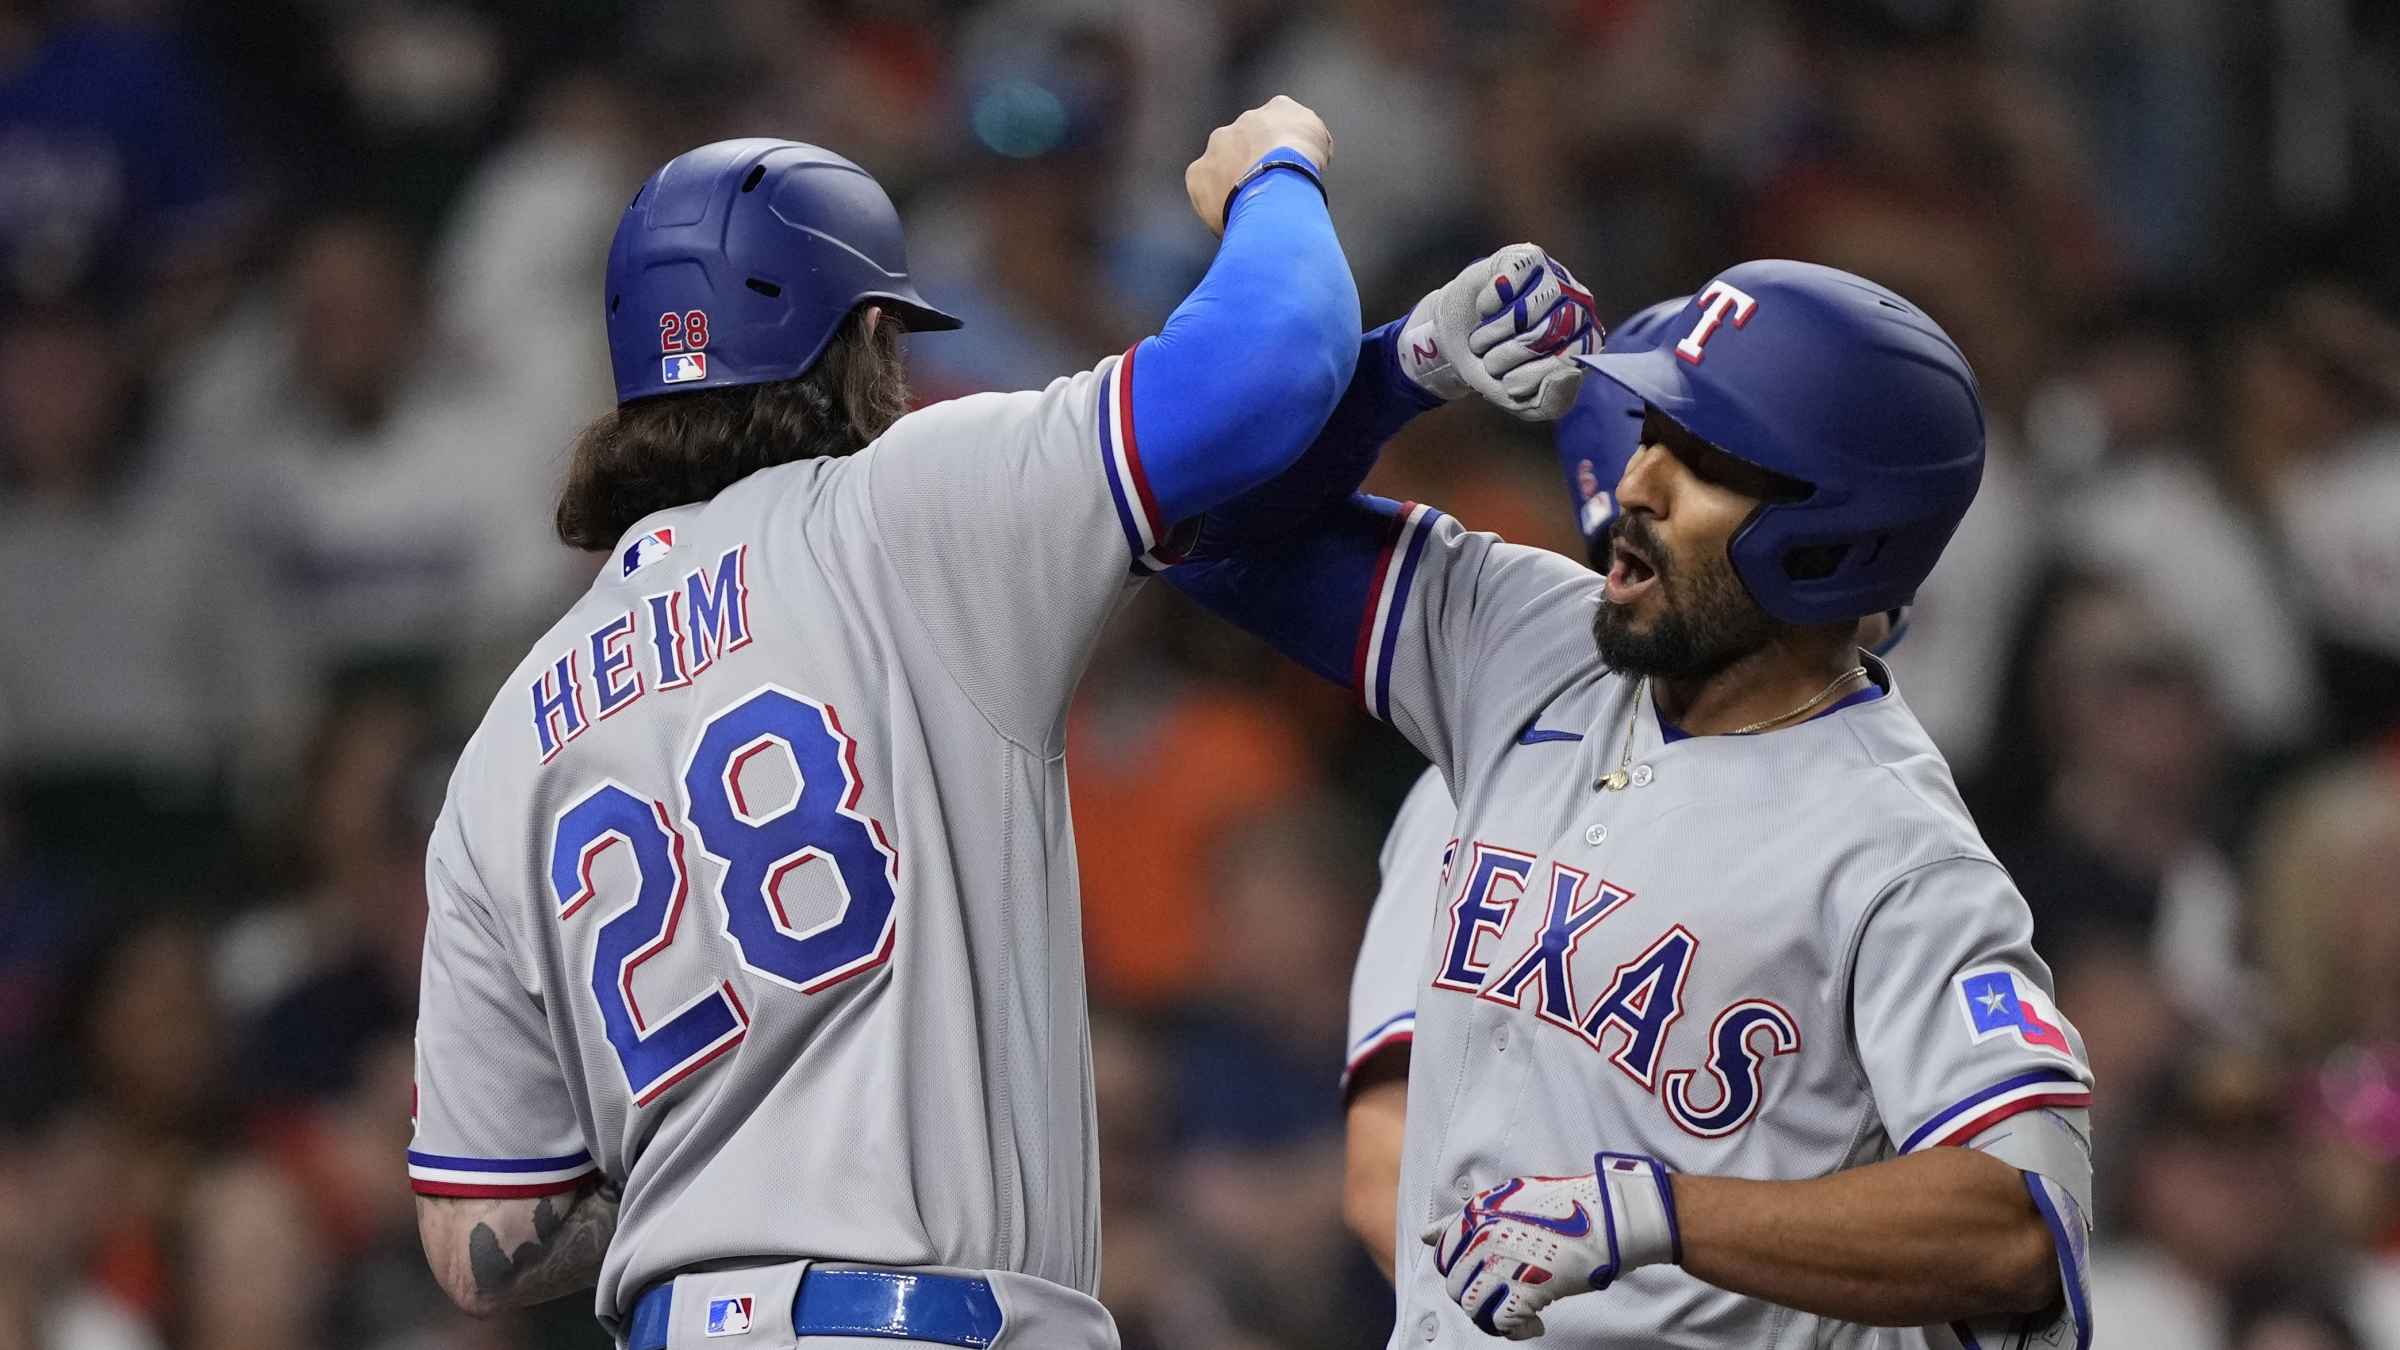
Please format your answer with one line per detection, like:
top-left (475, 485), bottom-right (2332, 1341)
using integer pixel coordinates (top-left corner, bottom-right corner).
top-left (1954, 968), bottom-right (2074, 1056)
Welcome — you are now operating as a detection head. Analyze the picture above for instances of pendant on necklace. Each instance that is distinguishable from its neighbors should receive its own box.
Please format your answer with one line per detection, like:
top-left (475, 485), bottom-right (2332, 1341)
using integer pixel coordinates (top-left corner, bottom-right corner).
top-left (1596, 769), bottom-right (1630, 792)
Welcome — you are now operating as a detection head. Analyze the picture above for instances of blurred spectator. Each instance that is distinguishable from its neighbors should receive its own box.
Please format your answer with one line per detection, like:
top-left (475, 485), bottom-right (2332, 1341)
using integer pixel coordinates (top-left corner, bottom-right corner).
top-left (2092, 1051), bottom-right (2310, 1346)
top-left (217, 675), bottom-right (442, 1104)
top-left (1090, 1011), bottom-right (1265, 1350)
top-left (2043, 307), bottom-right (2326, 752)
top-left (0, 2), bottom-right (245, 309)
top-left (0, 1098), bottom-right (161, 1350)
top-left (0, 799), bottom-right (97, 1090)
top-left (0, 298), bottom-right (288, 896)
top-left (1992, 573), bottom-right (2250, 1029)
top-left (905, 5), bottom-right (1147, 397)
top-left (41, 916), bottom-right (228, 1338)
top-left (2228, 283), bottom-right (2400, 746)
top-left (168, 208), bottom-right (587, 700)
top-left (1244, 0), bottom-right (1472, 290)
top-left (1068, 601), bottom-right (1324, 1009)
top-left (2253, 756), bottom-right (2400, 1060)
top-left (2225, 1283), bottom-right (2373, 1350)
top-left (1158, 805), bottom-right (1389, 1349)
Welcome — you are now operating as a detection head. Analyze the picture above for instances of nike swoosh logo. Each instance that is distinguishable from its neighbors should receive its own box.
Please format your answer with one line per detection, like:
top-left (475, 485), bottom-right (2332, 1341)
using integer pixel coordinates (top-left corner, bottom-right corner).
top-left (1495, 1201), bottom-right (1593, 1238)
top-left (1517, 722), bottom-right (1584, 745)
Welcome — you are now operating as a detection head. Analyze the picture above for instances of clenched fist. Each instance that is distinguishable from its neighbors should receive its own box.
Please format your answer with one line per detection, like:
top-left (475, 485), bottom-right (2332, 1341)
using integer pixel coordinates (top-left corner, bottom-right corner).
top-left (1185, 95), bottom-right (1333, 237)
top-left (1399, 244), bottom-right (1600, 422)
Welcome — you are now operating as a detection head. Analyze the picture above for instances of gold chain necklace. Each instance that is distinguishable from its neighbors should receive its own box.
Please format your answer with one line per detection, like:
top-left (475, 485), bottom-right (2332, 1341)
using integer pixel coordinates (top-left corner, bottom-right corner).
top-left (1594, 666), bottom-right (1869, 792)
top-left (1726, 665), bottom-right (1870, 736)
top-left (1594, 677), bottom-right (1646, 791)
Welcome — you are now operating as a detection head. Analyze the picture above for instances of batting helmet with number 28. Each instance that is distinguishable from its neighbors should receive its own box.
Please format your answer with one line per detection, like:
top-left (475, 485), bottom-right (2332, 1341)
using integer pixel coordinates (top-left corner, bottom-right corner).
top-left (1573, 260), bottom-right (1984, 626)
top-left (604, 139), bottom-right (962, 406)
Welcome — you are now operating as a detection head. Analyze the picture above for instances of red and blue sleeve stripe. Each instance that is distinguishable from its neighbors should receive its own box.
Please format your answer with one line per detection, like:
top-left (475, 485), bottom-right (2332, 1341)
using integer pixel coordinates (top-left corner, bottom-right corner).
top-left (1096, 346), bottom-right (1182, 570)
top-left (1353, 502), bottom-right (1440, 721)
top-left (1899, 1068), bottom-right (2091, 1154)
top-left (407, 1147), bottom-right (598, 1198)
top-left (1164, 496), bottom-right (1443, 716)
top-left (1341, 1009), bottom-right (1417, 1092)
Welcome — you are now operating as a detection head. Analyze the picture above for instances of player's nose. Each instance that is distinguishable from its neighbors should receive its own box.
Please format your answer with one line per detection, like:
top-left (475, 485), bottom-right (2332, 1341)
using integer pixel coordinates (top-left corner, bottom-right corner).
top-left (1614, 442), bottom-right (1672, 519)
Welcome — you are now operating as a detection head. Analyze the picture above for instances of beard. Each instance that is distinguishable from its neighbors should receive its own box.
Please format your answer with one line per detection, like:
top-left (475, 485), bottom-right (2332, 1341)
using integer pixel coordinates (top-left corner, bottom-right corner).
top-left (1591, 516), bottom-right (1780, 679)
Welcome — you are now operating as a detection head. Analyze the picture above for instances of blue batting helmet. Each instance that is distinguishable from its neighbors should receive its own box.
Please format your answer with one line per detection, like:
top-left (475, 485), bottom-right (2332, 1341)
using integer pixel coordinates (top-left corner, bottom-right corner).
top-left (1556, 296), bottom-right (1690, 562)
top-left (1572, 260), bottom-right (1984, 625)
top-left (605, 139), bottom-right (962, 406)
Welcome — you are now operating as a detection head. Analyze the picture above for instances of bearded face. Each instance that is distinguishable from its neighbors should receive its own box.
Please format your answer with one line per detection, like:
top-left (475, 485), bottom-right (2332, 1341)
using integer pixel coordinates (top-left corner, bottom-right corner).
top-left (1589, 408), bottom-right (1813, 679)
top-left (1591, 509), bottom-right (1780, 679)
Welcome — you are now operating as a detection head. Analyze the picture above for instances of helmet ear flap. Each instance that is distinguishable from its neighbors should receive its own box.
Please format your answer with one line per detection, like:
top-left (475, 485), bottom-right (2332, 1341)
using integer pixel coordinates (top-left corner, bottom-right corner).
top-left (1782, 542), bottom-right (1848, 583)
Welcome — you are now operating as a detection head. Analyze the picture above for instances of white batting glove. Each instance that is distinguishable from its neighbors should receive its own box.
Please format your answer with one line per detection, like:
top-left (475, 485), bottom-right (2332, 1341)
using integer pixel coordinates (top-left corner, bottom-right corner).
top-left (1397, 244), bottom-right (1600, 421)
top-left (1422, 1153), bottom-right (1681, 1339)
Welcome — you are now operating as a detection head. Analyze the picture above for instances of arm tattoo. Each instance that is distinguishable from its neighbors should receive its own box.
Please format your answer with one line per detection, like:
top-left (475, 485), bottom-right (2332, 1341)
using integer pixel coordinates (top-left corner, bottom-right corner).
top-left (430, 1179), bottom-right (620, 1311)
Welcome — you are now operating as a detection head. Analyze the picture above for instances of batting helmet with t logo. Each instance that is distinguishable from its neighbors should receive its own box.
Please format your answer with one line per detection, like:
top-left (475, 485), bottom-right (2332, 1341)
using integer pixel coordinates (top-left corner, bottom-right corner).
top-left (1572, 260), bottom-right (1985, 626)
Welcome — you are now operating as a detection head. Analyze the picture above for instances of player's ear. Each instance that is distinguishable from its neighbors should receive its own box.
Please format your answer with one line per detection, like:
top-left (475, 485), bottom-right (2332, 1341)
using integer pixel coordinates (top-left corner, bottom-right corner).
top-left (863, 304), bottom-right (884, 337)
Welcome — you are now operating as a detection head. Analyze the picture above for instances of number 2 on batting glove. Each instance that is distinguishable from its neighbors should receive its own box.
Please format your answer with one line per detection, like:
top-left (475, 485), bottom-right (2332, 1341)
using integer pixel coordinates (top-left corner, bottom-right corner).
top-left (1422, 1153), bottom-right (1681, 1340)
top-left (1398, 243), bottom-right (1600, 421)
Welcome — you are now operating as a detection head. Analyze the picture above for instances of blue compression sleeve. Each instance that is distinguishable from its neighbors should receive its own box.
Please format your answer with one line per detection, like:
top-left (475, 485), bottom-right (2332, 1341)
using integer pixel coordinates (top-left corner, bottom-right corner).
top-left (1183, 315), bottom-right (1443, 559)
top-left (1167, 493), bottom-right (1431, 689)
top-left (1126, 151), bottom-right (1361, 533)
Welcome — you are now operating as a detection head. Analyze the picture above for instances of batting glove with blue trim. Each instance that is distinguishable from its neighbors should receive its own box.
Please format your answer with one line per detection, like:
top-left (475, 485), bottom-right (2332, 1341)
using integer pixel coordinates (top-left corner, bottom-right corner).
top-left (1399, 244), bottom-right (1600, 421)
top-left (1422, 1153), bottom-right (1681, 1339)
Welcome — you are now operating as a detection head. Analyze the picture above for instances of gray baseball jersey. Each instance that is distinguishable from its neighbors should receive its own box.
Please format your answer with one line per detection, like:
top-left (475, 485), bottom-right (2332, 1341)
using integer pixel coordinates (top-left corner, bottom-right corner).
top-left (410, 354), bottom-right (1167, 1326)
top-left (1180, 500), bottom-right (2095, 1348)
top-left (1344, 766), bottom-right (1451, 1091)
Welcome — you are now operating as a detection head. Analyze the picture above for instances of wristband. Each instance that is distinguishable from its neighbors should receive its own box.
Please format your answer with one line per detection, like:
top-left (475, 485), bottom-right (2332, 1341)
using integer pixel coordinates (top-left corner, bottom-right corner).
top-left (1222, 150), bottom-right (1328, 230)
top-left (1594, 1151), bottom-right (1682, 1277)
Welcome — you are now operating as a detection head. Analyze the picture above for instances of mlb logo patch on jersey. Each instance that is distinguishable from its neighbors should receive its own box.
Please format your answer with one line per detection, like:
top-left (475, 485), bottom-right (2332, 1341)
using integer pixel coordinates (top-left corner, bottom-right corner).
top-left (1955, 968), bottom-right (2073, 1056)
top-left (664, 352), bottom-right (709, 384)
top-left (704, 1296), bottom-right (753, 1337)
top-left (622, 527), bottom-right (675, 578)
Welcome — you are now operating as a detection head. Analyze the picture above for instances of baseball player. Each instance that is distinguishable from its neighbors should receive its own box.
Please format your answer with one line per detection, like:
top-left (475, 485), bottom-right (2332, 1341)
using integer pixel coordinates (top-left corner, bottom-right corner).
top-left (1341, 295), bottom-right (1914, 1283)
top-left (1169, 255), bottom-right (2095, 1346)
top-left (400, 102), bottom-right (1380, 1347)
top-left (402, 105), bottom-right (1595, 1349)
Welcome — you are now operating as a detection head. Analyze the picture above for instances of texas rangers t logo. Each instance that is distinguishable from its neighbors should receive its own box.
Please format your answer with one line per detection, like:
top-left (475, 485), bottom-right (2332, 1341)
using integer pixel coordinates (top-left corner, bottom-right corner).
top-left (1955, 968), bottom-right (2072, 1056)
top-left (1675, 280), bottom-right (1758, 364)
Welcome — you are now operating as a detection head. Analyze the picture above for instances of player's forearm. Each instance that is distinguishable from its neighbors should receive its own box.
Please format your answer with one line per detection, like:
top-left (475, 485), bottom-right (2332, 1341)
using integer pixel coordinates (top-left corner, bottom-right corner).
top-left (1183, 318), bottom-right (1444, 555)
top-left (417, 1179), bottom-right (620, 1316)
top-left (1673, 1148), bottom-right (2059, 1326)
top-left (1134, 154), bottom-right (1361, 525)
top-left (1343, 1075), bottom-right (1411, 1280)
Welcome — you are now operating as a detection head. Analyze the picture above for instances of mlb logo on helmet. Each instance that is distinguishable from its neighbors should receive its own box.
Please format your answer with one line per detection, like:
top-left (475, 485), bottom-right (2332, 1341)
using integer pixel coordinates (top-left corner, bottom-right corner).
top-left (663, 352), bottom-right (709, 383)
top-left (622, 527), bottom-right (676, 578)
top-left (704, 1296), bottom-right (754, 1337)
top-left (1955, 968), bottom-right (2072, 1056)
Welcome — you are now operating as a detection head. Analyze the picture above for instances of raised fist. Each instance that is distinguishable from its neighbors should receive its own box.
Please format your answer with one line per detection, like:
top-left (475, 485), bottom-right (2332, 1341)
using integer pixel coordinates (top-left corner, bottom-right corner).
top-left (1185, 95), bottom-right (1333, 236)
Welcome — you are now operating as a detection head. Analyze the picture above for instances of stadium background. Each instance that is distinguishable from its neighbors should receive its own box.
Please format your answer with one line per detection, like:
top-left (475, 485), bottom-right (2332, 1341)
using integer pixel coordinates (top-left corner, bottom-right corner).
top-left (1, 0), bottom-right (2397, 1346)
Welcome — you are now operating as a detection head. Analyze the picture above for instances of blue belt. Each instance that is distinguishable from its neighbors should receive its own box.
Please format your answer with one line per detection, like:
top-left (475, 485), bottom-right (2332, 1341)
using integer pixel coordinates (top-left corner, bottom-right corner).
top-left (627, 1267), bottom-right (1003, 1349)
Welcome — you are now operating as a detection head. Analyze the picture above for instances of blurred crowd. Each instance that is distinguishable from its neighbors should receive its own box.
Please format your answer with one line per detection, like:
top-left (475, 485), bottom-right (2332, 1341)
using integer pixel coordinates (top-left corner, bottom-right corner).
top-left (0, 0), bottom-right (2395, 1347)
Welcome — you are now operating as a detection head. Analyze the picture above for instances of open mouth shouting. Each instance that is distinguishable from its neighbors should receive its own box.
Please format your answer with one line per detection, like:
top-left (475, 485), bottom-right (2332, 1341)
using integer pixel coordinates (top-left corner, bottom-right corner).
top-left (1604, 530), bottom-right (1660, 606)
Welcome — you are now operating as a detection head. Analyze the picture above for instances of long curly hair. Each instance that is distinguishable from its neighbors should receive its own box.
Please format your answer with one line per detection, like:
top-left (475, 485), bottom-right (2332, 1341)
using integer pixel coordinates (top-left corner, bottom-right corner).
top-left (554, 311), bottom-right (910, 551)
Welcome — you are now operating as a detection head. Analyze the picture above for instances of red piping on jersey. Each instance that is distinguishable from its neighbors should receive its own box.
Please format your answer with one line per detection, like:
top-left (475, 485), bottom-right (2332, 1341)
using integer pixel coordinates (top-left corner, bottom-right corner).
top-left (1926, 1090), bottom-right (2092, 1151)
